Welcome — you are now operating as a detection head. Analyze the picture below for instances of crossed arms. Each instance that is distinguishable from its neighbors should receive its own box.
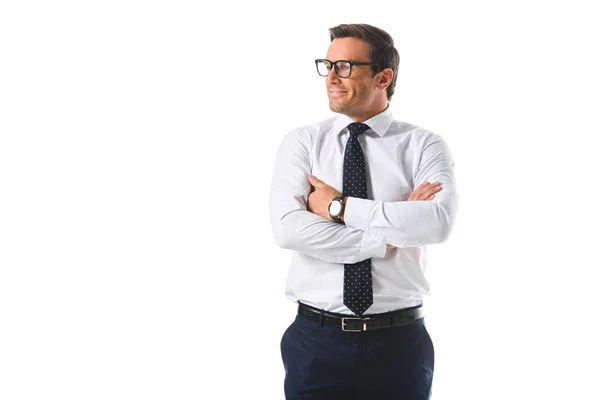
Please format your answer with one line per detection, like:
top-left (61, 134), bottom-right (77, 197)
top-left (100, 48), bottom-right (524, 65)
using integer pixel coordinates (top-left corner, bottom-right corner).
top-left (269, 129), bottom-right (457, 264)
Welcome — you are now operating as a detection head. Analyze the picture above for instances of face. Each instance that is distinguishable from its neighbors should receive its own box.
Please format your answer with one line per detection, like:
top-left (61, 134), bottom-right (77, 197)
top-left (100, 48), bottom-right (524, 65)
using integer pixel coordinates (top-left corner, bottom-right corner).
top-left (325, 37), bottom-right (388, 121)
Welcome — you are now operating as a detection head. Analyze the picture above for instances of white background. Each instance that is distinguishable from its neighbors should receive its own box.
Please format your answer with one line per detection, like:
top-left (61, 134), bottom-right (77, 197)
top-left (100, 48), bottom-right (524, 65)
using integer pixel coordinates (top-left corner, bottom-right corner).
top-left (1, 1), bottom-right (599, 399)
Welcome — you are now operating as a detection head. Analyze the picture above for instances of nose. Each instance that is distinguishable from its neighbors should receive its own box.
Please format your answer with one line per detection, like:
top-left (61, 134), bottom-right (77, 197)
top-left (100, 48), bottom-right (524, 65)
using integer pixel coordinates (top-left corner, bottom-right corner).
top-left (326, 67), bottom-right (341, 85)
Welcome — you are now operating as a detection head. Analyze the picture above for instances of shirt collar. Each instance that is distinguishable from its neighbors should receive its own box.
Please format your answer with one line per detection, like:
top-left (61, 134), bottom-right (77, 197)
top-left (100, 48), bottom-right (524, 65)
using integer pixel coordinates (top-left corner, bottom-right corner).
top-left (332, 104), bottom-right (394, 138)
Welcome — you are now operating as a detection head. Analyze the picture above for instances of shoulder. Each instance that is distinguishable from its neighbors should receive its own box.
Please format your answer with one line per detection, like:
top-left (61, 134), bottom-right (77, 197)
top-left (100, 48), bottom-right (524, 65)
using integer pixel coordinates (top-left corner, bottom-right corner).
top-left (390, 120), bottom-right (448, 145)
top-left (278, 116), bottom-right (338, 148)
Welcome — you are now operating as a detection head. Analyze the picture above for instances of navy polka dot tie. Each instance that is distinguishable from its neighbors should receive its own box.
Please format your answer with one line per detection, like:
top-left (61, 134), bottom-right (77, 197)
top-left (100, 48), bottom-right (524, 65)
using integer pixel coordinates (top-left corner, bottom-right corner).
top-left (343, 122), bottom-right (373, 316)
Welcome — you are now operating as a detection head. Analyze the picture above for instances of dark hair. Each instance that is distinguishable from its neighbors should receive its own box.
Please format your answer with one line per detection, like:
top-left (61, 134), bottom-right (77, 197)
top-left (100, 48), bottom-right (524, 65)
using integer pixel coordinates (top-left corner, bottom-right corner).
top-left (329, 23), bottom-right (400, 100)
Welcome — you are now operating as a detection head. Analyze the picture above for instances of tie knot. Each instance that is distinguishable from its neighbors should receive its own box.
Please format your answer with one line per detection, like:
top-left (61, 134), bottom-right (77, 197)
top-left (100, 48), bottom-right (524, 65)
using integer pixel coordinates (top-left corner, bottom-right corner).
top-left (347, 122), bottom-right (370, 137)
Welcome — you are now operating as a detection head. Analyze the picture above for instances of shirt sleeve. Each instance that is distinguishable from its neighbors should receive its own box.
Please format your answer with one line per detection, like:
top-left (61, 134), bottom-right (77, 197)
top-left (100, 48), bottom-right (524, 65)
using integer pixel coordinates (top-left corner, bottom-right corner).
top-left (269, 128), bottom-right (387, 264)
top-left (343, 133), bottom-right (458, 248)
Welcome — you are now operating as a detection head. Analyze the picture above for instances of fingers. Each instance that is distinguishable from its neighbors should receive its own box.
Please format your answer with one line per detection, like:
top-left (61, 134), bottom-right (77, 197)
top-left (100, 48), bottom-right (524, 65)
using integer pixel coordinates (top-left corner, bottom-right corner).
top-left (408, 181), bottom-right (441, 201)
top-left (421, 182), bottom-right (441, 199)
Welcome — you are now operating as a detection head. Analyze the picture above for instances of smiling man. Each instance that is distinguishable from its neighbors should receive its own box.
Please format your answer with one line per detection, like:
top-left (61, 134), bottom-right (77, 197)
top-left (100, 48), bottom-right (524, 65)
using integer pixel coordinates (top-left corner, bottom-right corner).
top-left (270, 23), bottom-right (458, 399)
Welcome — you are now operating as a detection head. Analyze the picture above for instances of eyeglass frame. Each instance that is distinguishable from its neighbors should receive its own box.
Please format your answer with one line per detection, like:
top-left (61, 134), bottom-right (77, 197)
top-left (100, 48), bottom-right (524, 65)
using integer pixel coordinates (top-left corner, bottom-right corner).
top-left (314, 59), bottom-right (380, 78)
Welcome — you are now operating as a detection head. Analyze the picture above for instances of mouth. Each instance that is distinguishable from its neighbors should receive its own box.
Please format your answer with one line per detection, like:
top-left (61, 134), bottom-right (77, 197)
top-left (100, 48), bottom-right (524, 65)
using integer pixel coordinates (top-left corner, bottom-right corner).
top-left (329, 89), bottom-right (349, 97)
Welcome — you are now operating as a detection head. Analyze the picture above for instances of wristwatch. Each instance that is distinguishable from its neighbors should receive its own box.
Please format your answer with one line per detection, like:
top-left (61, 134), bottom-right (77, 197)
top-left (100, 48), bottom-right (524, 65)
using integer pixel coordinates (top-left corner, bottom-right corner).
top-left (328, 194), bottom-right (348, 224)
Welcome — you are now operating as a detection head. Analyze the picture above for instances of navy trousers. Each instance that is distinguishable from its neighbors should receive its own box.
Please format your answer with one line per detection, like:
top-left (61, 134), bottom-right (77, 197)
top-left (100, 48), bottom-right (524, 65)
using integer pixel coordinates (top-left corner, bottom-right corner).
top-left (280, 310), bottom-right (434, 399)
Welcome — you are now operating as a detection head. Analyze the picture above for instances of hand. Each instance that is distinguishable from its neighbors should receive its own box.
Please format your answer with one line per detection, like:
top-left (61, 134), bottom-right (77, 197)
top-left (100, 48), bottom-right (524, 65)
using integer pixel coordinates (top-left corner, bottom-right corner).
top-left (307, 174), bottom-right (340, 221)
top-left (387, 181), bottom-right (442, 250)
top-left (407, 181), bottom-right (441, 201)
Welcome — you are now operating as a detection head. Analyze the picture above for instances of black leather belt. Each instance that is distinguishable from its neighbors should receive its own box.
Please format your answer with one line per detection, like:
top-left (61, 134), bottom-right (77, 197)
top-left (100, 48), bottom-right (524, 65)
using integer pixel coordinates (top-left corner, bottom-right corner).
top-left (297, 302), bottom-right (424, 332)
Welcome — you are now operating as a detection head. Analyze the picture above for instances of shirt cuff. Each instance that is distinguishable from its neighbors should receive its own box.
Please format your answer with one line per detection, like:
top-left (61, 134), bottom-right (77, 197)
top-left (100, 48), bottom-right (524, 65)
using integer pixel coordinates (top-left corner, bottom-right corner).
top-left (344, 196), bottom-right (373, 233)
top-left (360, 232), bottom-right (387, 259)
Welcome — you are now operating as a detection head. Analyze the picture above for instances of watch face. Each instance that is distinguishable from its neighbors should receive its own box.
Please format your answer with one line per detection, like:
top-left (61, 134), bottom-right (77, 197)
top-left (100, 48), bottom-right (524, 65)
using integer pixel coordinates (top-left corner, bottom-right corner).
top-left (329, 200), bottom-right (342, 216)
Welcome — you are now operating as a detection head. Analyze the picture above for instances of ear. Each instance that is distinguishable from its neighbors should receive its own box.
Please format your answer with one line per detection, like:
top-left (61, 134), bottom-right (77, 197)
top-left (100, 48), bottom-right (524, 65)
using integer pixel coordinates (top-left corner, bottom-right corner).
top-left (377, 68), bottom-right (393, 91)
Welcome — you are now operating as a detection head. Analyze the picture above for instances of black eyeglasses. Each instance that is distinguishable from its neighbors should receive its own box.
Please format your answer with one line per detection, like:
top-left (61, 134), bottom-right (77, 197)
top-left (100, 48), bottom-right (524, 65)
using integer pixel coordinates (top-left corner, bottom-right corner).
top-left (315, 59), bottom-right (378, 78)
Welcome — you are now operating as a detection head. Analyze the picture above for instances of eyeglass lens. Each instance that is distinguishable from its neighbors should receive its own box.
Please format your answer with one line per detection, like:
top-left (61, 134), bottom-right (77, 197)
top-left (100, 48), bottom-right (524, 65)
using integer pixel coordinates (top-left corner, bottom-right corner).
top-left (317, 60), bottom-right (351, 78)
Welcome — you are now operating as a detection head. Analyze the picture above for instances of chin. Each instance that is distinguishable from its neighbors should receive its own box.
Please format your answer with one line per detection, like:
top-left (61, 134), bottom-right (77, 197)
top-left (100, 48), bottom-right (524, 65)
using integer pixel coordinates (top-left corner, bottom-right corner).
top-left (328, 99), bottom-right (346, 114)
top-left (330, 102), bottom-right (356, 116)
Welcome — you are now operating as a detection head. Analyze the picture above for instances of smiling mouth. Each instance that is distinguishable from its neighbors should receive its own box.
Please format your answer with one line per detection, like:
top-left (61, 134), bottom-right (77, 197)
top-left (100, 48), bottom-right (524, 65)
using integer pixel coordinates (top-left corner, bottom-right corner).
top-left (329, 90), bottom-right (348, 96)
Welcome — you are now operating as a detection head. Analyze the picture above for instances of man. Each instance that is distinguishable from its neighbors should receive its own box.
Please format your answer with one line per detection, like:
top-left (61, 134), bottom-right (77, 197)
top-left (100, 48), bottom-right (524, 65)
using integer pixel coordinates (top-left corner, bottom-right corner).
top-left (269, 23), bottom-right (457, 399)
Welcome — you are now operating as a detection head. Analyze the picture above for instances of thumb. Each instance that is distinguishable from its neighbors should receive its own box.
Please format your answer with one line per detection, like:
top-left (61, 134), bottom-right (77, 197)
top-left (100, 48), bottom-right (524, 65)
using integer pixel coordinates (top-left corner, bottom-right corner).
top-left (308, 174), bottom-right (323, 188)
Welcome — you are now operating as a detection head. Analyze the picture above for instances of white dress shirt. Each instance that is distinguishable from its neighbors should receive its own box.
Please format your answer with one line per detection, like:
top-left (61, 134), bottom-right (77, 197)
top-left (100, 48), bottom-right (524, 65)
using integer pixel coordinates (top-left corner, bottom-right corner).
top-left (269, 106), bottom-right (457, 314)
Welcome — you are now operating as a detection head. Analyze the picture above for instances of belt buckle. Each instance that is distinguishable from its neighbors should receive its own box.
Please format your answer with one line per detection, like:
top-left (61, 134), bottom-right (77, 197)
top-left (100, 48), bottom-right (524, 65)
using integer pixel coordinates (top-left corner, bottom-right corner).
top-left (341, 317), bottom-right (370, 332)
